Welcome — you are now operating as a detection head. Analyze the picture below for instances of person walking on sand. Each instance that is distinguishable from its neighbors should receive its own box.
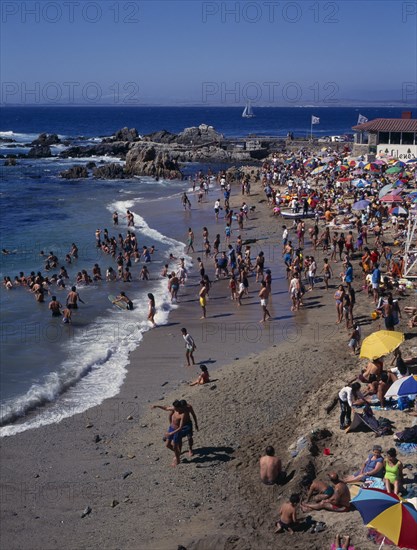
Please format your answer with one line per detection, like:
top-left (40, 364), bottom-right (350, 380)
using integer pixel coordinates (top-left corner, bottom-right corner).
top-left (147, 293), bottom-right (156, 326)
top-left (152, 400), bottom-right (185, 467)
top-left (321, 258), bottom-right (333, 291)
top-left (181, 327), bottom-right (196, 366)
top-left (259, 281), bottom-right (271, 323)
top-left (260, 446), bottom-right (282, 485)
top-left (199, 281), bottom-right (208, 319)
top-left (186, 228), bottom-right (195, 254)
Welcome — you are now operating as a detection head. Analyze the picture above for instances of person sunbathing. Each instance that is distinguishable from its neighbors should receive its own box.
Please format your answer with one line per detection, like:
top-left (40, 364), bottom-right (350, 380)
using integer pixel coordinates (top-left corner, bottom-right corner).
top-left (189, 365), bottom-right (210, 386)
top-left (306, 478), bottom-right (334, 503)
top-left (301, 473), bottom-right (350, 513)
top-left (343, 445), bottom-right (384, 483)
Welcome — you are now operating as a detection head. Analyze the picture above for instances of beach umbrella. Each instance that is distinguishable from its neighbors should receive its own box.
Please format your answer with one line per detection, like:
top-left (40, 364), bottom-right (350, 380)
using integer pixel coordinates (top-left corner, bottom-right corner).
top-left (390, 206), bottom-right (408, 216)
top-left (385, 375), bottom-right (417, 398)
top-left (338, 177), bottom-right (350, 182)
top-left (352, 199), bottom-right (371, 210)
top-left (394, 161), bottom-right (406, 168)
top-left (360, 330), bottom-right (404, 360)
top-left (379, 184), bottom-right (393, 198)
top-left (373, 159), bottom-right (386, 165)
top-left (380, 193), bottom-right (403, 203)
top-left (406, 158), bottom-right (417, 164)
top-left (351, 488), bottom-right (417, 550)
top-left (386, 166), bottom-right (402, 174)
top-left (365, 163), bottom-right (381, 172)
top-left (311, 165), bottom-right (328, 175)
top-left (352, 178), bottom-right (370, 187)
top-left (392, 179), bottom-right (405, 188)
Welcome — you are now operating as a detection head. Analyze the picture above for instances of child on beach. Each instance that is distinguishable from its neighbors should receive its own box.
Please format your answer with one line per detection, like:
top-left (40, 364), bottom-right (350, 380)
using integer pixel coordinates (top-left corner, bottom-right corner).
top-left (275, 494), bottom-right (300, 534)
top-left (190, 365), bottom-right (210, 386)
top-left (229, 277), bottom-right (237, 300)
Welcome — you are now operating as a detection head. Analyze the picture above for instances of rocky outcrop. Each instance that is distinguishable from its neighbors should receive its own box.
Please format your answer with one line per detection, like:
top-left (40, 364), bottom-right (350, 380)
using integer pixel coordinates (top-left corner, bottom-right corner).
top-left (60, 165), bottom-right (88, 179)
top-left (175, 124), bottom-right (224, 146)
top-left (125, 145), bottom-right (182, 179)
top-left (86, 161), bottom-right (97, 169)
top-left (31, 133), bottom-right (61, 146)
top-left (59, 142), bottom-right (132, 159)
top-left (93, 163), bottom-right (127, 179)
top-left (112, 127), bottom-right (139, 142)
top-left (143, 130), bottom-right (177, 144)
top-left (27, 145), bottom-right (52, 158)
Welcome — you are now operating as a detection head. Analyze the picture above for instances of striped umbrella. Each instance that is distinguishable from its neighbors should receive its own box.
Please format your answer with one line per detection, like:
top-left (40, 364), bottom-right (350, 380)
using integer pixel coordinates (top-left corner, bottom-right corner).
top-left (385, 375), bottom-right (417, 398)
top-left (390, 206), bottom-right (408, 216)
top-left (351, 488), bottom-right (417, 549)
top-left (386, 166), bottom-right (402, 174)
top-left (380, 193), bottom-right (403, 203)
top-left (311, 165), bottom-right (328, 175)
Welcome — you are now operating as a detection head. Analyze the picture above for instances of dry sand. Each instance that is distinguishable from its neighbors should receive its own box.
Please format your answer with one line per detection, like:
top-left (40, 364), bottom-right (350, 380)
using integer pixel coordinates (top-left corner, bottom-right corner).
top-left (1, 175), bottom-right (416, 550)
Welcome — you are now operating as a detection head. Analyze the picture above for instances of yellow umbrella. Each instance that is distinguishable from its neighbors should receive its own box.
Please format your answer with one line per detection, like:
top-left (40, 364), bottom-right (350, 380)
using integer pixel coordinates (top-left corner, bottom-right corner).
top-left (360, 330), bottom-right (404, 360)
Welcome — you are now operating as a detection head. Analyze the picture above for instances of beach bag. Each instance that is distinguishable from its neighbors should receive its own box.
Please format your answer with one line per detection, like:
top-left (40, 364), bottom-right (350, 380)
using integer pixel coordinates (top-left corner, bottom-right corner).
top-left (397, 397), bottom-right (411, 411)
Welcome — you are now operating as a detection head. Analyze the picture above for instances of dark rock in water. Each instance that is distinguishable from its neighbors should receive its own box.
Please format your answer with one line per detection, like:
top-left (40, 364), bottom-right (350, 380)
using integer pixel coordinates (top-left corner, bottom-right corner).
top-left (0, 137), bottom-right (16, 143)
top-left (60, 165), bottom-right (89, 179)
top-left (59, 142), bottom-right (132, 159)
top-left (27, 145), bottom-right (52, 158)
top-left (112, 127), bottom-right (139, 142)
top-left (86, 161), bottom-right (97, 169)
top-left (81, 506), bottom-right (92, 518)
top-left (4, 158), bottom-right (17, 166)
top-left (93, 163), bottom-right (127, 179)
top-left (125, 145), bottom-right (182, 179)
top-left (31, 133), bottom-right (60, 146)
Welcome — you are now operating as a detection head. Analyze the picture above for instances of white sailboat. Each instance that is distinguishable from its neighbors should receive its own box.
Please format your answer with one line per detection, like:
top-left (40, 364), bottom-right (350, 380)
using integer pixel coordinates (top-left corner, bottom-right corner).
top-left (242, 101), bottom-right (255, 118)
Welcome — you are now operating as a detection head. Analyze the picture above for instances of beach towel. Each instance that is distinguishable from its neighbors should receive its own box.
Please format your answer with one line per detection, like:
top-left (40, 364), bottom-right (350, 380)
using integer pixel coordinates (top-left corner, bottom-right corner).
top-left (331, 545), bottom-right (355, 550)
top-left (395, 442), bottom-right (417, 455)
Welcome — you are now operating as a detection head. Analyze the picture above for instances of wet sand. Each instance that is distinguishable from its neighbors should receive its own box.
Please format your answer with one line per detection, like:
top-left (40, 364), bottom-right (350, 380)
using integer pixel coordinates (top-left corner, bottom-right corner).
top-left (1, 176), bottom-right (416, 550)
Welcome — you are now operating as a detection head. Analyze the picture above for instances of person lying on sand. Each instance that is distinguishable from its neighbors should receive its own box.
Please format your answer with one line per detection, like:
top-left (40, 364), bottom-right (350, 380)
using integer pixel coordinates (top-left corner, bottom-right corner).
top-left (306, 478), bottom-right (335, 503)
top-left (189, 365), bottom-right (210, 386)
top-left (334, 534), bottom-right (351, 550)
top-left (260, 446), bottom-right (282, 485)
top-left (301, 472), bottom-right (350, 513)
top-left (275, 494), bottom-right (300, 534)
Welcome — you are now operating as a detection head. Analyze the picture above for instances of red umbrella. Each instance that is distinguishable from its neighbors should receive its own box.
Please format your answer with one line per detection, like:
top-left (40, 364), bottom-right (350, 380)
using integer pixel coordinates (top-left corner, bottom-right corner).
top-left (381, 193), bottom-right (403, 203)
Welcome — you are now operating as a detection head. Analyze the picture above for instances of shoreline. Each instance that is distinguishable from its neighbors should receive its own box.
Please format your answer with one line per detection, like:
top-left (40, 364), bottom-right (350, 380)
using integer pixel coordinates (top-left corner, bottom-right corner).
top-left (1, 170), bottom-right (416, 549)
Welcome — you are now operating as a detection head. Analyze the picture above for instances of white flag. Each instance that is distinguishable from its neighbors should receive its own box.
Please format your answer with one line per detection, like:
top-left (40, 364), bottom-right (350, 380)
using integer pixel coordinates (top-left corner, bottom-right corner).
top-left (358, 114), bottom-right (368, 124)
top-left (312, 116), bottom-right (320, 125)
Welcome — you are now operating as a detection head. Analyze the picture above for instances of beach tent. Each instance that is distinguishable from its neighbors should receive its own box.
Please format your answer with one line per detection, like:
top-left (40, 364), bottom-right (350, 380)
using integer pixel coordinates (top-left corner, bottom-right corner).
top-left (345, 409), bottom-right (380, 434)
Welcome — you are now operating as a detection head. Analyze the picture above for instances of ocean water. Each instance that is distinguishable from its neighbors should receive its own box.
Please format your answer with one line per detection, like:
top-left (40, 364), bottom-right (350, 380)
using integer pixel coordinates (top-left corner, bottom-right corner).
top-left (1, 105), bottom-right (416, 437)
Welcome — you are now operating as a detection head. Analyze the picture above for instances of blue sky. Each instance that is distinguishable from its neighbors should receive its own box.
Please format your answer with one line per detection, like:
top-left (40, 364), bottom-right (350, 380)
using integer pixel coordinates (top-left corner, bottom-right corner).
top-left (1, 0), bottom-right (416, 105)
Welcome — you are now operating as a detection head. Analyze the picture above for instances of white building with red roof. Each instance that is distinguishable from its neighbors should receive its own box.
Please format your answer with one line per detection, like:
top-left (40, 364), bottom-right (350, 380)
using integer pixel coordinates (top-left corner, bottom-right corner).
top-left (352, 115), bottom-right (417, 159)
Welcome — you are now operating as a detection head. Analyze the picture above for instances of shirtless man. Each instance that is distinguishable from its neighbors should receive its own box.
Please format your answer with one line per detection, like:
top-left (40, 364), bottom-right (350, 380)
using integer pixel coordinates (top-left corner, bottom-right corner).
top-left (152, 399), bottom-right (198, 464)
top-left (306, 477), bottom-right (335, 502)
top-left (301, 472), bottom-right (350, 513)
top-left (49, 296), bottom-right (62, 317)
top-left (66, 286), bottom-right (85, 309)
top-left (260, 446), bottom-right (282, 485)
top-left (259, 281), bottom-right (271, 323)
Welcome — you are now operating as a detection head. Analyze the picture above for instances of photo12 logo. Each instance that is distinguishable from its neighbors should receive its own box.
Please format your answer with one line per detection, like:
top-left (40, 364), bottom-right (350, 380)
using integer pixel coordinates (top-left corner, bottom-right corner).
top-left (1, 81), bottom-right (141, 105)
top-left (402, 2), bottom-right (417, 22)
top-left (1, 1), bottom-right (141, 24)
top-left (202, 80), bottom-right (340, 105)
top-left (201, 1), bottom-right (340, 24)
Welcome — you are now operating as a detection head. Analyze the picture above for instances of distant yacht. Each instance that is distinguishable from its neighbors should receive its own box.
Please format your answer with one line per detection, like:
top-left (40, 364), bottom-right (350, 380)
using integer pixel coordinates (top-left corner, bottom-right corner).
top-left (242, 102), bottom-right (255, 118)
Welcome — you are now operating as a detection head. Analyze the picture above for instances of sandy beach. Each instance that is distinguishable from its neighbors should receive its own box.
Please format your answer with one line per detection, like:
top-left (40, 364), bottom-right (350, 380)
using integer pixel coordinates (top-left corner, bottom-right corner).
top-left (1, 169), bottom-right (416, 550)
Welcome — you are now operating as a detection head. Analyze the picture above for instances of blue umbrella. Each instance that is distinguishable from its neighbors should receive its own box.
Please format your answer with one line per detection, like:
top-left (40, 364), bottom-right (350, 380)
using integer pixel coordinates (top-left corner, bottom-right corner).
top-left (352, 178), bottom-right (370, 188)
top-left (352, 199), bottom-right (371, 210)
